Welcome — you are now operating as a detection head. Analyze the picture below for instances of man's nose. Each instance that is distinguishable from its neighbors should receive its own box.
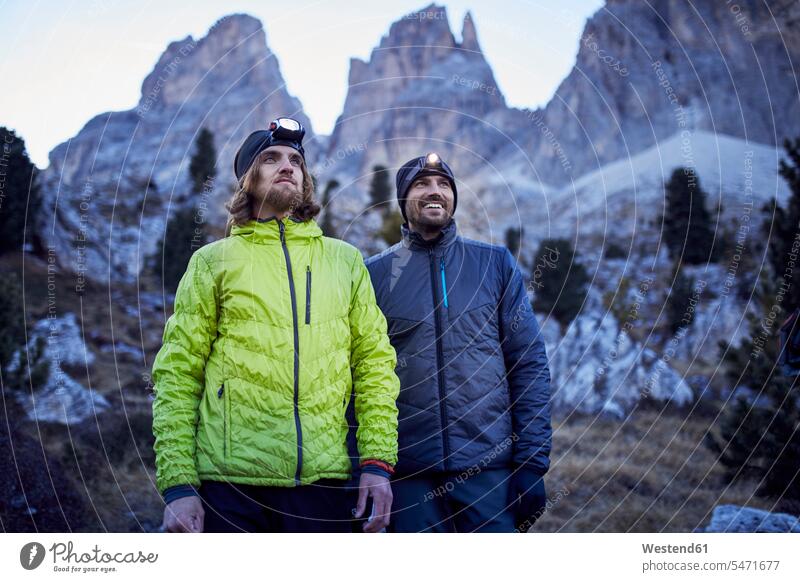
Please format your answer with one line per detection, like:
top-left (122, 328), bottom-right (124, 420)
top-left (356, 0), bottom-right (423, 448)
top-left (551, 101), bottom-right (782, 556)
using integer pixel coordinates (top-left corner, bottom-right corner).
top-left (278, 159), bottom-right (294, 173)
top-left (424, 185), bottom-right (443, 198)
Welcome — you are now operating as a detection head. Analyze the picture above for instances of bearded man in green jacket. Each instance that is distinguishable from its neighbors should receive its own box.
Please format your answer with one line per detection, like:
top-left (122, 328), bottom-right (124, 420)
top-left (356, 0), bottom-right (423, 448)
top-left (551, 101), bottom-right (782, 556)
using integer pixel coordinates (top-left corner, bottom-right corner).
top-left (151, 117), bottom-right (399, 533)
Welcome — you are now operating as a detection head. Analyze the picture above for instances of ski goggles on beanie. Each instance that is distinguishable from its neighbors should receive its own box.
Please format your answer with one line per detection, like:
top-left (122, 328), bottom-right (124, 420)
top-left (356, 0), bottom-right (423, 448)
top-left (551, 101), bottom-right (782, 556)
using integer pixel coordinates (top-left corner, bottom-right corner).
top-left (234, 117), bottom-right (306, 180)
top-left (395, 152), bottom-right (457, 221)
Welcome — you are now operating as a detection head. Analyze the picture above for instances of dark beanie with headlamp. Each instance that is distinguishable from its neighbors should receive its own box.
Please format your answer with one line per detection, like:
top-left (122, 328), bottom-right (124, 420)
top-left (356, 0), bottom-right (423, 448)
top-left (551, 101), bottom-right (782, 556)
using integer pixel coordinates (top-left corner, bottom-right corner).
top-left (233, 117), bottom-right (306, 181)
top-left (395, 152), bottom-right (458, 221)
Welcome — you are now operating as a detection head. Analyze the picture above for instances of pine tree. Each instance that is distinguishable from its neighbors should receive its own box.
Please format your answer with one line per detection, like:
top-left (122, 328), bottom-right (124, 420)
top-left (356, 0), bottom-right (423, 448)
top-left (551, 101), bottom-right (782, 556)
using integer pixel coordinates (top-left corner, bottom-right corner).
top-left (602, 276), bottom-right (633, 324)
top-left (665, 258), bottom-right (696, 336)
top-left (0, 272), bottom-right (25, 371)
top-left (764, 137), bottom-right (800, 311)
top-left (367, 164), bottom-right (403, 245)
top-left (505, 226), bottom-right (524, 261)
top-left (0, 272), bottom-right (49, 392)
top-left (368, 165), bottom-right (392, 212)
top-left (604, 240), bottom-right (627, 259)
top-left (530, 238), bottom-right (589, 330)
top-left (320, 179), bottom-right (339, 238)
top-left (154, 128), bottom-right (214, 291)
top-left (707, 139), bottom-right (800, 502)
top-left (379, 210), bottom-right (404, 246)
top-left (662, 167), bottom-right (716, 265)
top-left (0, 127), bottom-right (41, 253)
top-left (155, 206), bottom-right (205, 293)
top-left (188, 127), bottom-right (217, 194)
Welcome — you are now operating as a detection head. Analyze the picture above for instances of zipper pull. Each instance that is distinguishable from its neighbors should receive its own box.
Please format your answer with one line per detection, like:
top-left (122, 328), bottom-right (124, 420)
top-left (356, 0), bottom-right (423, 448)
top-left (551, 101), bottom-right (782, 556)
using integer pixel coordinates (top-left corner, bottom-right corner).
top-left (278, 219), bottom-right (285, 243)
top-left (440, 257), bottom-right (448, 308)
top-left (217, 384), bottom-right (224, 398)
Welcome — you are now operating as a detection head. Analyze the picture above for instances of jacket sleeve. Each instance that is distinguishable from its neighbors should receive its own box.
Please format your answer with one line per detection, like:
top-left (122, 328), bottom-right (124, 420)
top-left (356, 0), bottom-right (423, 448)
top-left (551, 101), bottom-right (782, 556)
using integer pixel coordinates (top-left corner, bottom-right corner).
top-left (349, 251), bottom-right (400, 466)
top-left (498, 248), bottom-right (553, 474)
top-left (151, 251), bottom-right (219, 494)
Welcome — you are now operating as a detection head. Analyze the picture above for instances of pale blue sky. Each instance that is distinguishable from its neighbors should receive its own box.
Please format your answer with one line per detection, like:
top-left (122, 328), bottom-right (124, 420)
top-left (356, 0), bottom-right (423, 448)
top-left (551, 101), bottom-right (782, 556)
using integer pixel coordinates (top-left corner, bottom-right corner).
top-left (0, 0), bottom-right (604, 167)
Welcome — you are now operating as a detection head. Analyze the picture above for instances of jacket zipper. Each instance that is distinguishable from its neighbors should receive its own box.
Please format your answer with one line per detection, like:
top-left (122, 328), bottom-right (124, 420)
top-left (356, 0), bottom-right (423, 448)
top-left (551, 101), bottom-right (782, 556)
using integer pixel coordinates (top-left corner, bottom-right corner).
top-left (440, 257), bottom-right (449, 308)
top-left (279, 220), bottom-right (304, 485)
top-left (305, 266), bottom-right (312, 325)
top-left (429, 248), bottom-right (451, 470)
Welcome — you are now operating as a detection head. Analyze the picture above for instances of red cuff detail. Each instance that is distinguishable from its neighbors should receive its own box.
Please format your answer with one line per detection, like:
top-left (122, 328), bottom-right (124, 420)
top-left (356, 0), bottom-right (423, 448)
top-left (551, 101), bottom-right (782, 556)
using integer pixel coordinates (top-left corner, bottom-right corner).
top-left (360, 459), bottom-right (395, 475)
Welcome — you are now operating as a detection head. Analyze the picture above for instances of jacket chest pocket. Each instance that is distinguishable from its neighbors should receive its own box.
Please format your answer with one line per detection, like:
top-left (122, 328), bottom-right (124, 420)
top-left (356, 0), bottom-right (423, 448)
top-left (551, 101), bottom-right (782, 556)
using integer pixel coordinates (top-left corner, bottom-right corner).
top-left (302, 264), bottom-right (349, 325)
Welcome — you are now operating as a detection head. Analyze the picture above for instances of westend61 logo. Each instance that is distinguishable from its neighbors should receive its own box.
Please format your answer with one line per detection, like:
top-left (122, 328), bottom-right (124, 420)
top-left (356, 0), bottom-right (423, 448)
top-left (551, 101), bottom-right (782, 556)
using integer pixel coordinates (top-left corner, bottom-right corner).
top-left (19, 541), bottom-right (158, 574)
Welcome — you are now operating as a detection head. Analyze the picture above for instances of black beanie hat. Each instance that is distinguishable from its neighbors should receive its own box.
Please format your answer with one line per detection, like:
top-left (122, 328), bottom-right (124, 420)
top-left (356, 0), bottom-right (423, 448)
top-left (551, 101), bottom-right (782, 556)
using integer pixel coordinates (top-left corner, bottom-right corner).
top-left (233, 117), bottom-right (306, 181)
top-left (395, 152), bottom-right (457, 221)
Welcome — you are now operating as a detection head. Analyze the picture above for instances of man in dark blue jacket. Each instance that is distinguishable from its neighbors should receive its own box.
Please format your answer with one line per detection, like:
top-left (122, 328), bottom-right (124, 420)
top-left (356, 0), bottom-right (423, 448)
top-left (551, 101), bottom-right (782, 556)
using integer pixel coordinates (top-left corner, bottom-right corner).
top-left (364, 152), bottom-right (552, 532)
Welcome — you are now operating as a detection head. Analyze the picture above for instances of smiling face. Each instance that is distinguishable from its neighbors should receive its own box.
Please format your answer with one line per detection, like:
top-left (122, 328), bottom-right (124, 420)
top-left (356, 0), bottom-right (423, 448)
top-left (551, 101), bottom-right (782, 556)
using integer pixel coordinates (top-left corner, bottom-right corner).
top-left (404, 173), bottom-right (455, 235)
top-left (250, 145), bottom-right (305, 214)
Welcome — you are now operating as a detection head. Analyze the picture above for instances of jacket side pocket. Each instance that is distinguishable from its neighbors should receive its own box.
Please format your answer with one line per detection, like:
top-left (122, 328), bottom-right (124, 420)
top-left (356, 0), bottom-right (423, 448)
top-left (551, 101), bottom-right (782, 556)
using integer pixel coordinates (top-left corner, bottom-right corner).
top-left (217, 382), bottom-right (230, 460)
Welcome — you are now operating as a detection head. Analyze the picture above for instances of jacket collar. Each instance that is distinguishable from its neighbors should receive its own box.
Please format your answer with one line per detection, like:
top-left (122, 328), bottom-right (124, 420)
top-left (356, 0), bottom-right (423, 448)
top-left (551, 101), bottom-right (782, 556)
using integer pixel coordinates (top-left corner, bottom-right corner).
top-left (230, 216), bottom-right (323, 244)
top-left (400, 218), bottom-right (458, 253)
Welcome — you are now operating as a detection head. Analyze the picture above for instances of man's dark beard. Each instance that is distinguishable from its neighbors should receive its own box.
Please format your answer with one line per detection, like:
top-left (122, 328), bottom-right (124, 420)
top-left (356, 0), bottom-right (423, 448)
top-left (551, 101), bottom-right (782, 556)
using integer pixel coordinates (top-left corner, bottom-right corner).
top-left (413, 213), bottom-right (450, 227)
top-left (409, 198), bottom-right (451, 234)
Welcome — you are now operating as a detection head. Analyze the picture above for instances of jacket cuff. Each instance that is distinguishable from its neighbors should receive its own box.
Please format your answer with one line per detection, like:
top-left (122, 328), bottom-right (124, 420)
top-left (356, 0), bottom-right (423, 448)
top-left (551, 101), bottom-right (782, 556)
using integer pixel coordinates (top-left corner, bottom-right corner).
top-left (163, 484), bottom-right (199, 505)
top-left (360, 464), bottom-right (392, 480)
top-left (360, 458), bottom-right (395, 476)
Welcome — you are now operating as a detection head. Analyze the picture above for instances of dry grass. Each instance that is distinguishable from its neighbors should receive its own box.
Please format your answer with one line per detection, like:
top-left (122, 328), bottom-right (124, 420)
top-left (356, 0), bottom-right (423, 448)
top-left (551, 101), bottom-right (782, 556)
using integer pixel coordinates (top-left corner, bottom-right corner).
top-left (535, 408), bottom-right (775, 532)
top-left (22, 405), bottom-right (164, 532)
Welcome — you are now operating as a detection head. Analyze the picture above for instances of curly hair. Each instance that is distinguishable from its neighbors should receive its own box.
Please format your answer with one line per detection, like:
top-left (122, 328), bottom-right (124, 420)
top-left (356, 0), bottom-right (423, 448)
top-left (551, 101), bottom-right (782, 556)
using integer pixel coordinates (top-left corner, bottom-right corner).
top-left (225, 150), bottom-right (320, 235)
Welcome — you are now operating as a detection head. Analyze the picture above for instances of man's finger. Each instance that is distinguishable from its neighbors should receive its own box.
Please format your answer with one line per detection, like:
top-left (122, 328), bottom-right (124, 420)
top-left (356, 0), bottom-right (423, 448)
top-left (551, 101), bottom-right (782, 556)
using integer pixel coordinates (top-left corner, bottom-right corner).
top-left (375, 495), bottom-right (392, 530)
top-left (176, 516), bottom-right (190, 533)
top-left (363, 494), bottom-right (391, 532)
top-left (165, 512), bottom-right (178, 533)
top-left (363, 514), bottom-right (381, 533)
top-left (354, 484), bottom-right (368, 518)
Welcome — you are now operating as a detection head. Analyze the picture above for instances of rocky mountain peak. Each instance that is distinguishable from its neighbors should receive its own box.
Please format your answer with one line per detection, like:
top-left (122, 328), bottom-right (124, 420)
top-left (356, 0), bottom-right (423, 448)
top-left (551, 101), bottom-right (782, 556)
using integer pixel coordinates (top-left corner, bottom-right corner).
top-left (326, 3), bottom-right (506, 186)
top-left (459, 11), bottom-right (481, 53)
top-left (381, 4), bottom-right (456, 51)
top-left (137, 13), bottom-right (278, 113)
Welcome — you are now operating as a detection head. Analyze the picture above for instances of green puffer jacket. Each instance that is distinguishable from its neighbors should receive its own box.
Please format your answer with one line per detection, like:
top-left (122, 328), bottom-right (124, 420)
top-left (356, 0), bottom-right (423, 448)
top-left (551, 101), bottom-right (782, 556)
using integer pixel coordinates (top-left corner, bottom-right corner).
top-left (151, 216), bottom-right (399, 495)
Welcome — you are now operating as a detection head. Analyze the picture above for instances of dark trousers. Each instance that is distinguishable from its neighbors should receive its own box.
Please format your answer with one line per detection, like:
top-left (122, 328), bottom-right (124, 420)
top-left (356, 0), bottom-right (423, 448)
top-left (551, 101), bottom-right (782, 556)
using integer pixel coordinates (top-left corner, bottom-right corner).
top-left (389, 468), bottom-right (516, 532)
top-left (199, 478), bottom-right (357, 533)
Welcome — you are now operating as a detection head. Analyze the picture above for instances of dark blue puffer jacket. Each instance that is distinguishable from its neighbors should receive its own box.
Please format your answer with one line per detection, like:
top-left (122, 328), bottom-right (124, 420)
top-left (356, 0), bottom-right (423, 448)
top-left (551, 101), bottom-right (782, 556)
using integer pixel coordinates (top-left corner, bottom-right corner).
top-left (364, 218), bottom-right (552, 476)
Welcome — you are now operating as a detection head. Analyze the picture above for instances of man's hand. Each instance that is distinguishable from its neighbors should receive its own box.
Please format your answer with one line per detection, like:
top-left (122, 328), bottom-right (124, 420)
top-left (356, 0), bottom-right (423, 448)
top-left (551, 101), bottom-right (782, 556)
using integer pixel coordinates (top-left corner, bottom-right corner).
top-left (354, 473), bottom-right (392, 533)
top-left (163, 495), bottom-right (205, 533)
top-left (510, 469), bottom-right (547, 533)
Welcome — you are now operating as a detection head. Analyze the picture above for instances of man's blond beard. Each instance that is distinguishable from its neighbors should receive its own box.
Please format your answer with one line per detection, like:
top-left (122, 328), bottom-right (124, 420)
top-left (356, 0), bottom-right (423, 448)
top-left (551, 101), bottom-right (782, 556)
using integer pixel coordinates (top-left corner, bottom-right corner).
top-left (254, 184), bottom-right (302, 215)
